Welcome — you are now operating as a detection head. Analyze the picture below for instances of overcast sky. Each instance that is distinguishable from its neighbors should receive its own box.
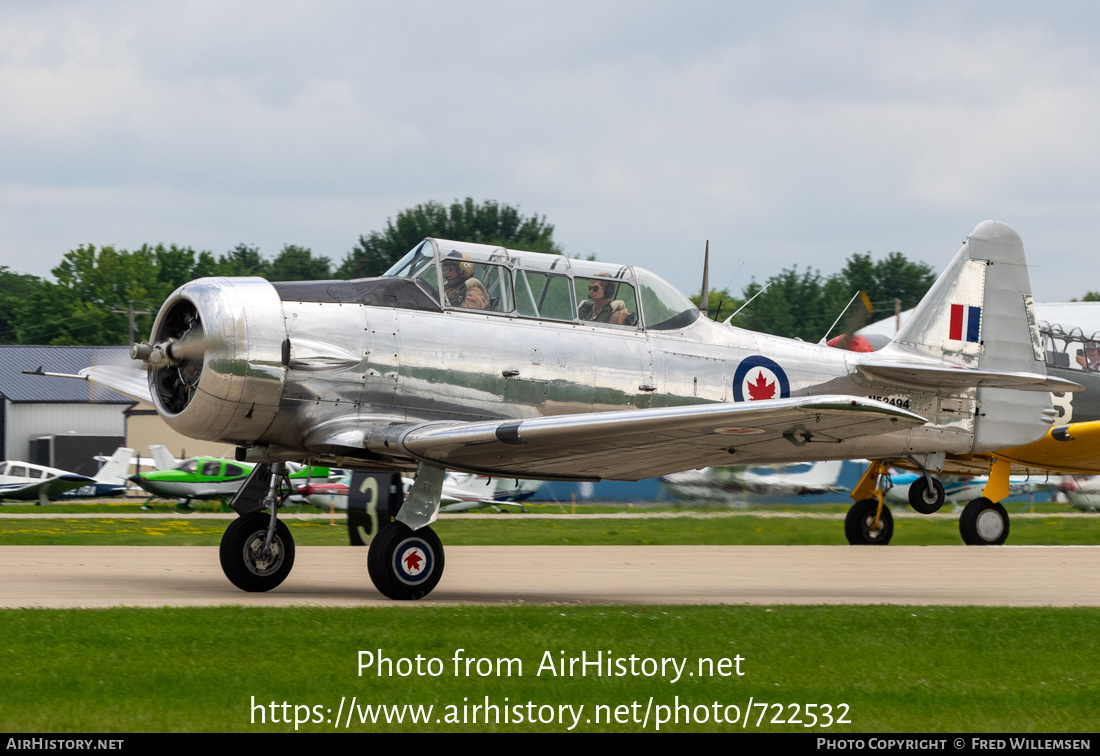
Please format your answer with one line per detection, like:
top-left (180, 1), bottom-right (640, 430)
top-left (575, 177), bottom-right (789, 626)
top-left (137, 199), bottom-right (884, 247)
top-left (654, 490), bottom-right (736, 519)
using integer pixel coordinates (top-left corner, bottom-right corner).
top-left (2, 1), bottom-right (1099, 301)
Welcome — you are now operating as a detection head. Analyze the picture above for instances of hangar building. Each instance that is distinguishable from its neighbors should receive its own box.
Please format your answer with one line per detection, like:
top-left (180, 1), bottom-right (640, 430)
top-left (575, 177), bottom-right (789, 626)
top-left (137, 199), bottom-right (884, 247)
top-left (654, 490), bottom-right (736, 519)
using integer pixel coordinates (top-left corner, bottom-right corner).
top-left (0, 345), bottom-right (233, 475)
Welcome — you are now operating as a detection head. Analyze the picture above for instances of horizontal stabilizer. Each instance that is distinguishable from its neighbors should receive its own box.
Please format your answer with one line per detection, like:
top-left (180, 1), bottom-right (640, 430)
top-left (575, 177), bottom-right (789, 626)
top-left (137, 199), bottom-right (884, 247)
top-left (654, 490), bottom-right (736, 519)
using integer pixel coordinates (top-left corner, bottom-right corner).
top-left (93, 447), bottom-right (135, 483)
top-left (854, 358), bottom-right (1082, 393)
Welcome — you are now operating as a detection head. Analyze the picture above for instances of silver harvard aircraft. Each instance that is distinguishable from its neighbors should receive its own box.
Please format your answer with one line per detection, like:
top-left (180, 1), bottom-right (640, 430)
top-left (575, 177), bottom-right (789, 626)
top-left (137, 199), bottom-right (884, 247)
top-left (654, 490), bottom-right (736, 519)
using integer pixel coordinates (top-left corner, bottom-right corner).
top-left (56, 220), bottom-right (1078, 599)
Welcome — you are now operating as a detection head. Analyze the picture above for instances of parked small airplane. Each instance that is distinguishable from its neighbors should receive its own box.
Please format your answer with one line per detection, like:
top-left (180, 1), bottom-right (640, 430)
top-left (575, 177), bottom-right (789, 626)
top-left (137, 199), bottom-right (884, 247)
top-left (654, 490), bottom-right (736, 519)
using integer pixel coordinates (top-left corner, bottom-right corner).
top-left (129, 456), bottom-right (332, 508)
top-left (149, 444), bottom-right (183, 471)
top-left (1054, 476), bottom-right (1100, 511)
top-left (661, 460), bottom-right (845, 503)
top-left (436, 473), bottom-right (541, 512)
top-left (0, 447), bottom-right (134, 504)
top-left (51, 220), bottom-right (1079, 599)
top-left (296, 472), bottom-right (539, 513)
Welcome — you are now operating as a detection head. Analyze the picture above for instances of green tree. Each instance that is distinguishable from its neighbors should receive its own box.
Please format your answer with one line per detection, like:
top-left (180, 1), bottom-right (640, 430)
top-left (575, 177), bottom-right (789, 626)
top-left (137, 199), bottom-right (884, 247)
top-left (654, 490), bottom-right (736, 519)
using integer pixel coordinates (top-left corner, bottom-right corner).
top-left (337, 198), bottom-right (563, 278)
top-left (842, 251), bottom-right (936, 312)
top-left (153, 244), bottom-right (198, 292)
top-left (47, 244), bottom-right (165, 344)
top-left (28, 243), bottom-right (229, 345)
top-left (191, 251), bottom-right (219, 279)
top-left (731, 251), bottom-right (936, 341)
top-left (0, 268), bottom-right (47, 344)
top-left (215, 244), bottom-right (270, 277)
top-left (268, 245), bottom-right (331, 281)
top-left (689, 288), bottom-right (741, 321)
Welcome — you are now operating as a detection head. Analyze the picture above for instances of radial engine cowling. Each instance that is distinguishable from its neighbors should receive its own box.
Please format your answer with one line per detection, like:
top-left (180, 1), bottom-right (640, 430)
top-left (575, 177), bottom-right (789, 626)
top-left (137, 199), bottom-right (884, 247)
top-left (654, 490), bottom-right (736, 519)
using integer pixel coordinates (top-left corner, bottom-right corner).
top-left (143, 277), bottom-right (287, 445)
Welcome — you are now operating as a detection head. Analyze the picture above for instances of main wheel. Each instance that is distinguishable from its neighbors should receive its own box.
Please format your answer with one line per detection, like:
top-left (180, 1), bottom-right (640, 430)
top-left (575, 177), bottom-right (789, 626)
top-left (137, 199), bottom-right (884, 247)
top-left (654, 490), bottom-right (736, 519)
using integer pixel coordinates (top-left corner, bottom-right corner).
top-left (367, 523), bottom-right (445, 600)
top-left (959, 497), bottom-right (1009, 545)
top-left (908, 476), bottom-right (946, 514)
top-left (844, 498), bottom-right (894, 545)
top-left (219, 512), bottom-right (295, 592)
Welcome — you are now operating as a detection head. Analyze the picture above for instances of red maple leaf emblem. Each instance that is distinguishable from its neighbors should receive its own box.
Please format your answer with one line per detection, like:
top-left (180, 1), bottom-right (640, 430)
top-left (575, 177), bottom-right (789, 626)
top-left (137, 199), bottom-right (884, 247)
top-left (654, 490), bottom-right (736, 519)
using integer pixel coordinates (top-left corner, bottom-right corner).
top-left (746, 370), bottom-right (776, 400)
top-left (403, 549), bottom-right (424, 573)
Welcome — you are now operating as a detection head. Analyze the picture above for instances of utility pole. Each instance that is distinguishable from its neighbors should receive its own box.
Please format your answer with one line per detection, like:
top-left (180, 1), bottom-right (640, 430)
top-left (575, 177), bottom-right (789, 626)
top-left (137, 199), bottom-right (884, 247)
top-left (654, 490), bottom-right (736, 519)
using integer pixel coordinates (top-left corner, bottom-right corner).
top-left (111, 301), bottom-right (153, 345)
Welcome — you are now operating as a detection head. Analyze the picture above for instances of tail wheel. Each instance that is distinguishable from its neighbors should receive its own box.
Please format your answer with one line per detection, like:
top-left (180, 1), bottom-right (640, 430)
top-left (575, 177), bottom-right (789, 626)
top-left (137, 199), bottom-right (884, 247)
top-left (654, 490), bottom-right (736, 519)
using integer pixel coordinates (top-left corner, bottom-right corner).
top-left (367, 522), bottom-right (445, 600)
top-left (959, 497), bottom-right (1009, 545)
top-left (844, 498), bottom-right (894, 545)
top-left (908, 476), bottom-right (945, 514)
top-left (219, 512), bottom-right (295, 592)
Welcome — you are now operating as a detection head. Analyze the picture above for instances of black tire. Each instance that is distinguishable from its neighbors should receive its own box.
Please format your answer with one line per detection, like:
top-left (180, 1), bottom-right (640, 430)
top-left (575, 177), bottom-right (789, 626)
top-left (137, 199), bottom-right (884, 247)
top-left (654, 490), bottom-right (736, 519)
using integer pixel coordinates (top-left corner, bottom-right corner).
top-left (219, 512), bottom-right (295, 592)
top-left (367, 523), bottom-right (445, 600)
top-left (959, 497), bottom-right (1010, 545)
top-left (908, 476), bottom-right (946, 514)
top-left (844, 498), bottom-right (894, 545)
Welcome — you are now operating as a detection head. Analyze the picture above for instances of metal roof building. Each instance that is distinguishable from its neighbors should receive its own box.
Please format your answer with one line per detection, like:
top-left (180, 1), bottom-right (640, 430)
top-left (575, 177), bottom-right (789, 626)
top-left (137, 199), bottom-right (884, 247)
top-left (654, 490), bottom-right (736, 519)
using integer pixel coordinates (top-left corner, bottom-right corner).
top-left (0, 346), bottom-right (132, 472)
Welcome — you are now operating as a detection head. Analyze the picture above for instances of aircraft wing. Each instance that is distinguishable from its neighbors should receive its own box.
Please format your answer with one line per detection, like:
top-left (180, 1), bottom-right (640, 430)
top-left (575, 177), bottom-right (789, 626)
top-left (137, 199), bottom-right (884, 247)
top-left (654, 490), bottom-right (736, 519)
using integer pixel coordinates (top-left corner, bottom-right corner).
top-left (0, 475), bottom-right (96, 501)
top-left (23, 363), bottom-right (154, 404)
top-left (80, 364), bottom-right (153, 403)
top-left (361, 396), bottom-right (926, 481)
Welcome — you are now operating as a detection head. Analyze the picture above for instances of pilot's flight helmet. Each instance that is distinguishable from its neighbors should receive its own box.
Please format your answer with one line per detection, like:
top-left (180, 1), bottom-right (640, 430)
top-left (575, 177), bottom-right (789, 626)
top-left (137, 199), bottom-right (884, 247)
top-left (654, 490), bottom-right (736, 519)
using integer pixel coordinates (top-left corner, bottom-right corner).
top-left (592, 272), bottom-right (617, 299)
top-left (443, 250), bottom-right (475, 278)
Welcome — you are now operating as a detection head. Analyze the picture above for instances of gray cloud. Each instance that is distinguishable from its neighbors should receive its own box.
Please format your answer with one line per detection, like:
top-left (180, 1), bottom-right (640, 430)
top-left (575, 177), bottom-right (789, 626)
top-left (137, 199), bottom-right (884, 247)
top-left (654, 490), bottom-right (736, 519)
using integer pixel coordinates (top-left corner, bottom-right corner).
top-left (1, 0), bottom-right (1099, 301)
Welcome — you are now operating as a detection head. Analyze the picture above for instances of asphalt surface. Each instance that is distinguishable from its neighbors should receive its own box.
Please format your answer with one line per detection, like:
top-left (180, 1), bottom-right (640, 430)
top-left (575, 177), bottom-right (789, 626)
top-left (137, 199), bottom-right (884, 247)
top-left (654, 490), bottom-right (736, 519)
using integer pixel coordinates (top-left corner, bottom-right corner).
top-left (1, 545), bottom-right (1096, 608)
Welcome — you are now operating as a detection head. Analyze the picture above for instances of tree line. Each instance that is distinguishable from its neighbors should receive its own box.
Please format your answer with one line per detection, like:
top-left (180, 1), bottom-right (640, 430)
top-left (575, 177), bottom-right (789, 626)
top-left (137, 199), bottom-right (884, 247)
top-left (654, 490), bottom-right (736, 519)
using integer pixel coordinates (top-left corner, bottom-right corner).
top-left (0, 197), bottom-right (938, 346)
top-left (699, 251), bottom-right (938, 342)
top-left (0, 199), bottom-right (560, 346)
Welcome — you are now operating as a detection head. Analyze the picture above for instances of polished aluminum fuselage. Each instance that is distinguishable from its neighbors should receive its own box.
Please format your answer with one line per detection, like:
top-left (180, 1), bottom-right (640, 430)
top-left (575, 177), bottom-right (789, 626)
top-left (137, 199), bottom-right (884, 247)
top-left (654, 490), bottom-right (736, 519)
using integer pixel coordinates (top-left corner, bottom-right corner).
top-left (132, 226), bottom-right (1062, 481)
top-left (247, 294), bottom-right (975, 471)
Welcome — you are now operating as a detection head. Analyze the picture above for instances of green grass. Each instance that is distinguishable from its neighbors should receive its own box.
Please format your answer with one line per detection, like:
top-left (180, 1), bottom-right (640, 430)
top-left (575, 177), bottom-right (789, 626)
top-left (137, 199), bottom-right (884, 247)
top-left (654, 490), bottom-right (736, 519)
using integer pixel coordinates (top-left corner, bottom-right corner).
top-left (0, 605), bottom-right (1095, 733)
top-left (0, 498), bottom-right (1079, 515)
top-left (1, 510), bottom-right (1098, 545)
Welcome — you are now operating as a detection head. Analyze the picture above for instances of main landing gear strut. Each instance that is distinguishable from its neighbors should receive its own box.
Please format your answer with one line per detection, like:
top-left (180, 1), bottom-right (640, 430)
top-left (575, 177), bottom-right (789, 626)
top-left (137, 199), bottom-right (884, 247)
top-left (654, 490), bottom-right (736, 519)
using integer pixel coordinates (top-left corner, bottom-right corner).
top-left (845, 457), bottom-right (1011, 546)
top-left (219, 462), bottom-right (296, 591)
top-left (217, 462), bottom-right (448, 599)
top-left (844, 461), bottom-right (894, 545)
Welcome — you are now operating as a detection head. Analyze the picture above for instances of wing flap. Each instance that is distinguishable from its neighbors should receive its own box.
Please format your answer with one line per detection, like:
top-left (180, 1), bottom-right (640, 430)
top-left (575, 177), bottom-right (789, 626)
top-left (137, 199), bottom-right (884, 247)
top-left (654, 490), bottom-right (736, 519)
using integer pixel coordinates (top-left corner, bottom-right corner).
top-left (385, 396), bottom-right (926, 481)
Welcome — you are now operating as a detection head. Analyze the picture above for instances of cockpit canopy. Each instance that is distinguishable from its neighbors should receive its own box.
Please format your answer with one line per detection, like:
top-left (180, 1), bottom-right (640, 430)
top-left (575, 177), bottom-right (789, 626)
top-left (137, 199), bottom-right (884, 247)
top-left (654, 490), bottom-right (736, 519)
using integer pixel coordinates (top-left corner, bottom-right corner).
top-left (1041, 321), bottom-right (1100, 373)
top-left (384, 238), bottom-right (699, 331)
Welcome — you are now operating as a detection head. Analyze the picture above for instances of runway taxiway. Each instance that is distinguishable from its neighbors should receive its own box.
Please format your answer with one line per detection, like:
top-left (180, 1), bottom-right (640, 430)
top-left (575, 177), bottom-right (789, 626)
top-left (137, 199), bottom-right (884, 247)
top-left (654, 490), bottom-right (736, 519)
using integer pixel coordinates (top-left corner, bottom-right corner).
top-left (1, 545), bottom-right (1096, 608)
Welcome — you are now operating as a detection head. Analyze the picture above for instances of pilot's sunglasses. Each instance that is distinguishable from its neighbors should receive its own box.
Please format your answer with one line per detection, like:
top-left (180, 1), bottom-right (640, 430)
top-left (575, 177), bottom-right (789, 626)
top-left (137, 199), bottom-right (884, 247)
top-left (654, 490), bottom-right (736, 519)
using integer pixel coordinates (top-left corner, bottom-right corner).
top-left (588, 284), bottom-right (602, 292)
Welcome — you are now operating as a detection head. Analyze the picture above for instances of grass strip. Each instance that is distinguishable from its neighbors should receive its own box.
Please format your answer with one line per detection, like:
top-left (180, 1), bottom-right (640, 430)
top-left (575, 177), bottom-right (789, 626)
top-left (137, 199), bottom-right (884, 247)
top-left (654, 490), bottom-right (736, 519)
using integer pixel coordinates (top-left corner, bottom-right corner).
top-left (0, 512), bottom-right (1097, 546)
top-left (0, 604), bottom-right (1095, 733)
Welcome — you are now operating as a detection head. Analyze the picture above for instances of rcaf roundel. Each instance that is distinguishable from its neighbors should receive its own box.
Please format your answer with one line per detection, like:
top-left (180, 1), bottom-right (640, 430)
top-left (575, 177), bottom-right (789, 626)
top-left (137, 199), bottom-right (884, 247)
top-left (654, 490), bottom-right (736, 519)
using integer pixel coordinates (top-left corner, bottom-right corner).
top-left (733, 356), bottom-right (790, 402)
top-left (393, 538), bottom-right (433, 584)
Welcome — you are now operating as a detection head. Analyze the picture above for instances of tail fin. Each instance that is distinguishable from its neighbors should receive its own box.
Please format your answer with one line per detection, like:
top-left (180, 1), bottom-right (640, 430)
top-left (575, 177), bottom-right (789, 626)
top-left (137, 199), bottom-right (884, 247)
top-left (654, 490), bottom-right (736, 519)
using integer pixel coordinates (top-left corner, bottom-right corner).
top-left (149, 444), bottom-right (178, 471)
top-left (889, 220), bottom-right (1042, 370)
top-left (796, 459), bottom-right (843, 488)
top-left (881, 220), bottom-right (1053, 450)
top-left (94, 447), bottom-right (135, 483)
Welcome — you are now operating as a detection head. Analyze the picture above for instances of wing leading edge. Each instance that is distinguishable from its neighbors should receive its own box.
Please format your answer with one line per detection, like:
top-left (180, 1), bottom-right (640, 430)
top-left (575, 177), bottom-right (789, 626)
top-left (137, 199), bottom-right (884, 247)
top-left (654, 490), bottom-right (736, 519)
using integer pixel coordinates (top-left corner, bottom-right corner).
top-left (359, 397), bottom-right (926, 481)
